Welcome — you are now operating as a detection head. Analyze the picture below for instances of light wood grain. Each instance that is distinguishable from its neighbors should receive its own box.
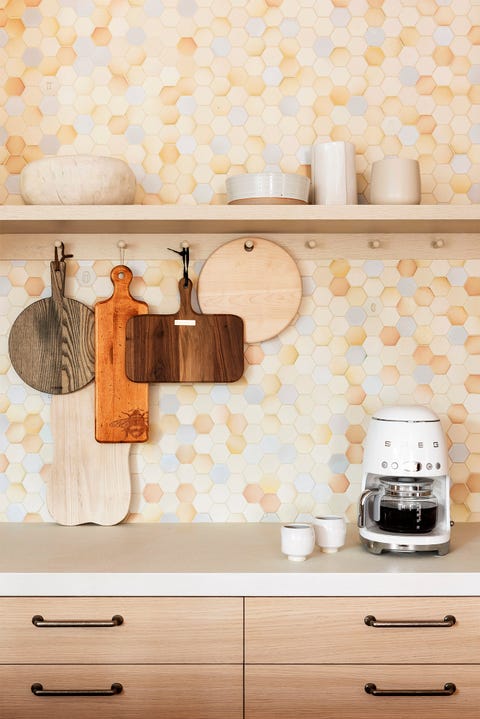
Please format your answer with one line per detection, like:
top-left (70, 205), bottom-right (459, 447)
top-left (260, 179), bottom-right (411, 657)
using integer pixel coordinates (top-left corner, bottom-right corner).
top-left (8, 261), bottom-right (94, 394)
top-left (197, 237), bottom-right (302, 342)
top-left (95, 265), bottom-right (148, 443)
top-left (48, 383), bottom-right (131, 525)
top-left (0, 664), bottom-right (242, 719)
top-left (245, 597), bottom-right (480, 664)
top-left (245, 665), bottom-right (478, 719)
top-left (125, 279), bottom-right (244, 383)
top-left (0, 597), bottom-right (243, 664)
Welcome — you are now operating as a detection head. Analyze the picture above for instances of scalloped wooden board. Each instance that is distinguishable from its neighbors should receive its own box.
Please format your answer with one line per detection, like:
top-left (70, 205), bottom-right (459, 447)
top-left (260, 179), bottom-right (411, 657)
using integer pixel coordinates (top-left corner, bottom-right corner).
top-left (48, 383), bottom-right (131, 526)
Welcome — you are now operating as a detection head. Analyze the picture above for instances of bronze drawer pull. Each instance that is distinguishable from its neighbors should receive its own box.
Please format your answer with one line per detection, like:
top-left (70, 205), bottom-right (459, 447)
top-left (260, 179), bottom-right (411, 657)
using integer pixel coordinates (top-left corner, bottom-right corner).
top-left (364, 614), bottom-right (456, 628)
top-left (32, 614), bottom-right (124, 628)
top-left (31, 682), bottom-right (123, 697)
top-left (365, 682), bottom-right (456, 697)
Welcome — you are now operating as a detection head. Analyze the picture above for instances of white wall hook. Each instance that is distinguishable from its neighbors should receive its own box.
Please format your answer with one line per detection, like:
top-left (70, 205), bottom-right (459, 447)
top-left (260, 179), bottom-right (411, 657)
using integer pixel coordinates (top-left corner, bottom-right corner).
top-left (369, 240), bottom-right (381, 249)
top-left (117, 240), bottom-right (127, 264)
top-left (305, 240), bottom-right (317, 249)
top-left (431, 238), bottom-right (445, 249)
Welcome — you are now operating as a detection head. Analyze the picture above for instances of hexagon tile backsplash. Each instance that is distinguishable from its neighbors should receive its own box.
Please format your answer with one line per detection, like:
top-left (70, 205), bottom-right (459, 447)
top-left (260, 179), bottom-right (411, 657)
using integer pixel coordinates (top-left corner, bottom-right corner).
top-left (0, 0), bottom-right (478, 203)
top-left (2, 258), bottom-right (480, 524)
top-left (1, 0), bottom-right (480, 523)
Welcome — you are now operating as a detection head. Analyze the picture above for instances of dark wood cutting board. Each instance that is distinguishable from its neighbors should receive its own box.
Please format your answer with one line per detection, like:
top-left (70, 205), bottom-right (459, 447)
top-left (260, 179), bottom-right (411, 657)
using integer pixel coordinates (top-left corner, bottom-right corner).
top-left (125, 279), bottom-right (244, 383)
top-left (8, 261), bottom-right (94, 394)
top-left (94, 265), bottom-right (149, 443)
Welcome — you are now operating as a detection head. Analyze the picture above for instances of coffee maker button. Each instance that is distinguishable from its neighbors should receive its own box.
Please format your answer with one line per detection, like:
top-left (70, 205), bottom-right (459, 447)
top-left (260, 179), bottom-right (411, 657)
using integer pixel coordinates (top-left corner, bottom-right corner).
top-left (391, 462), bottom-right (398, 469)
top-left (381, 461), bottom-right (388, 468)
top-left (426, 462), bottom-right (433, 470)
top-left (436, 462), bottom-right (441, 469)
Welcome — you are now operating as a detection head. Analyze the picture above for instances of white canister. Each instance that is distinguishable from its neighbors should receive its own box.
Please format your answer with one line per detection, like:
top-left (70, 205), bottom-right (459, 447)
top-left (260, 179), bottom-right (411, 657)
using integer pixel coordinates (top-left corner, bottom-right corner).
top-left (311, 141), bottom-right (358, 205)
top-left (370, 157), bottom-right (421, 204)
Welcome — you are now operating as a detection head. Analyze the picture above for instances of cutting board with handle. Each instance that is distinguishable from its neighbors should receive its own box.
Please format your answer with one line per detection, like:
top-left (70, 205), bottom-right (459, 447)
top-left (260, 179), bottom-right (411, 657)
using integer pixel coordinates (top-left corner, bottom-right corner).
top-left (8, 260), bottom-right (94, 394)
top-left (94, 265), bottom-right (149, 443)
top-left (125, 279), bottom-right (244, 383)
top-left (48, 382), bottom-right (131, 526)
top-left (197, 237), bottom-right (302, 343)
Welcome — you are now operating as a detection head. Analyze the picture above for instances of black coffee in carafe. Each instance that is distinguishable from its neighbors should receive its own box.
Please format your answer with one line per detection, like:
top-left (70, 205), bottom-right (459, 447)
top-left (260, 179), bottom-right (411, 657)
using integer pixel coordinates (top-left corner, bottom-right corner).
top-left (376, 478), bottom-right (438, 534)
top-left (379, 500), bottom-right (437, 534)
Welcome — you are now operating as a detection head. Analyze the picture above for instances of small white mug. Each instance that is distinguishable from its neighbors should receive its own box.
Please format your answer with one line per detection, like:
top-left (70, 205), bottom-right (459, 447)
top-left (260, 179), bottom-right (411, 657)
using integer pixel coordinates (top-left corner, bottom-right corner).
top-left (311, 140), bottom-right (358, 205)
top-left (281, 523), bottom-right (315, 562)
top-left (313, 516), bottom-right (346, 553)
top-left (370, 157), bottom-right (421, 204)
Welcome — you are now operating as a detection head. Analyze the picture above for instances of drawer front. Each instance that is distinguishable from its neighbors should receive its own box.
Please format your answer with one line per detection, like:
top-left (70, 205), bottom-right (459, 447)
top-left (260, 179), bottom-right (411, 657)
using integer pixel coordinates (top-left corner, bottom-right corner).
top-left (0, 597), bottom-right (243, 664)
top-left (246, 665), bottom-right (478, 719)
top-left (0, 664), bottom-right (242, 719)
top-left (245, 597), bottom-right (480, 663)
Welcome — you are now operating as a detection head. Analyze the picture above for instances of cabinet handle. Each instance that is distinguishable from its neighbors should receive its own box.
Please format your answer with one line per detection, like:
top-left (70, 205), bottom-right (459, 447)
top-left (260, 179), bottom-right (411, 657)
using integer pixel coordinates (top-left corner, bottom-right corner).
top-left (32, 614), bottom-right (124, 628)
top-left (31, 682), bottom-right (123, 697)
top-left (365, 682), bottom-right (456, 697)
top-left (364, 614), bottom-right (456, 628)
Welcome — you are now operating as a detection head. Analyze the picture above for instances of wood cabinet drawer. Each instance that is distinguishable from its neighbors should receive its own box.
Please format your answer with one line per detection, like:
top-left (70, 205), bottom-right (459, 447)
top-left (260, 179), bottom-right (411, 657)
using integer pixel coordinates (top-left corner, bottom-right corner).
top-left (245, 597), bottom-right (480, 663)
top-left (0, 597), bottom-right (243, 664)
top-left (246, 665), bottom-right (478, 719)
top-left (0, 664), bottom-right (242, 719)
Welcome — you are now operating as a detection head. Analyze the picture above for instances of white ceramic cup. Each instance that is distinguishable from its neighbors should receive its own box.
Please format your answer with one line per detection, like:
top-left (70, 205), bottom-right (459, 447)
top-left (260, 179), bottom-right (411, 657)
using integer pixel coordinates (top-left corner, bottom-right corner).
top-left (370, 157), bottom-right (421, 204)
top-left (313, 516), bottom-right (347, 553)
top-left (311, 140), bottom-right (358, 205)
top-left (281, 523), bottom-right (315, 562)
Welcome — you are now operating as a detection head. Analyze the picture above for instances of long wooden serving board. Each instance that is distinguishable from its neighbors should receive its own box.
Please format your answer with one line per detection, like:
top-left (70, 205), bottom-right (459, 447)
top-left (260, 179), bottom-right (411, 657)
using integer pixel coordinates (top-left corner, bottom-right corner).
top-left (48, 383), bottom-right (131, 526)
top-left (125, 279), bottom-right (244, 383)
top-left (8, 260), bottom-right (94, 394)
top-left (95, 265), bottom-right (149, 443)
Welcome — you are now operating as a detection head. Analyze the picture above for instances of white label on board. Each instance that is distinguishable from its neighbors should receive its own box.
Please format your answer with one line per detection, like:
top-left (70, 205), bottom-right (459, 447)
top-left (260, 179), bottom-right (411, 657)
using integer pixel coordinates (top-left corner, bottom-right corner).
top-left (174, 319), bottom-right (196, 326)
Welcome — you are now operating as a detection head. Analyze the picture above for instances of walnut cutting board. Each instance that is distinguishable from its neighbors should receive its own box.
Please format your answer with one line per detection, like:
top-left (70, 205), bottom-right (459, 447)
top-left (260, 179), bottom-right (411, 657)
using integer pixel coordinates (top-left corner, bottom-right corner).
top-left (47, 383), bottom-right (131, 526)
top-left (197, 237), bottom-right (302, 343)
top-left (94, 265), bottom-right (148, 443)
top-left (125, 279), bottom-right (244, 383)
top-left (8, 261), bottom-right (94, 394)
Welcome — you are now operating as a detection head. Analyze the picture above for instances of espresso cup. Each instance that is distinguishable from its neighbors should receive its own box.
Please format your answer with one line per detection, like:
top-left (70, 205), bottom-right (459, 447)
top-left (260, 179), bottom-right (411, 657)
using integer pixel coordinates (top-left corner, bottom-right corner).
top-left (313, 516), bottom-right (346, 553)
top-left (370, 157), bottom-right (421, 204)
top-left (281, 523), bottom-right (315, 561)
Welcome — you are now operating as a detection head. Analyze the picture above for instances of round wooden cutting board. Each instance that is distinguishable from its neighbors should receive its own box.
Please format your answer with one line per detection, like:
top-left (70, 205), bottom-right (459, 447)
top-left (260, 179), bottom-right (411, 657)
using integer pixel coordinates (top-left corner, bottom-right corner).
top-left (197, 237), bottom-right (302, 343)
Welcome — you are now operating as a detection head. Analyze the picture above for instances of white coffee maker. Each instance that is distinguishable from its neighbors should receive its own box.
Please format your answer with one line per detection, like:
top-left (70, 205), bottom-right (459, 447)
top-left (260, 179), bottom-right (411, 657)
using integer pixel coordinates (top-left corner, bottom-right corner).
top-left (358, 405), bottom-right (451, 555)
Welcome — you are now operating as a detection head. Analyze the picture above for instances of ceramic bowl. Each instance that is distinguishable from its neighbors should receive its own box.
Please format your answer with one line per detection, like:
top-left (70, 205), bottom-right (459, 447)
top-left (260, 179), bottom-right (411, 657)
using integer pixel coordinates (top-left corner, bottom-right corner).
top-left (226, 172), bottom-right (310, 205)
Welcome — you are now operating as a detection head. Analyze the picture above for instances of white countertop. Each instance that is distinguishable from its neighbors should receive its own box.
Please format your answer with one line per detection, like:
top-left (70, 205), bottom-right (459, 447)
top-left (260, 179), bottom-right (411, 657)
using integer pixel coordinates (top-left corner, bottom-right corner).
top-left (0, 522), bottom-right (479, 596)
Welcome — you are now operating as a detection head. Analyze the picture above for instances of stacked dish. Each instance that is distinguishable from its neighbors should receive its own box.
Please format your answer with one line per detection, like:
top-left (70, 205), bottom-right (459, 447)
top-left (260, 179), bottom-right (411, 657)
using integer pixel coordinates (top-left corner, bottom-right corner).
top-left (226, 172), bottom-right (310, 205)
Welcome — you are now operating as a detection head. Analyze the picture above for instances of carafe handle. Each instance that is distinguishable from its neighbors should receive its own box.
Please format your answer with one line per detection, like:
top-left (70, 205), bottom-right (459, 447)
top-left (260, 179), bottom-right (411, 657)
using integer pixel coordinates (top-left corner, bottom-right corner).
top-left (358, 488), bottom-right (382, 527)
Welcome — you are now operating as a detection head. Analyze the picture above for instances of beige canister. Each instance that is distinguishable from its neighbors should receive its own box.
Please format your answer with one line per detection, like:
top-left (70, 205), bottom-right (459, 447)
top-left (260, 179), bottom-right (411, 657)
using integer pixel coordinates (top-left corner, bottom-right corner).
top-left (370, 157), bottom-right (421, 204)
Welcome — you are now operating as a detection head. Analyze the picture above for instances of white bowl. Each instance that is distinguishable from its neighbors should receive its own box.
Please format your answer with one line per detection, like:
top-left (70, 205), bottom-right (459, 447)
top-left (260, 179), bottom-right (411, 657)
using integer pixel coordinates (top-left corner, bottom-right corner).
top-left (20, 155), bottom-right (136, 205)
top-left (226, 172), bottom-right (310, 204)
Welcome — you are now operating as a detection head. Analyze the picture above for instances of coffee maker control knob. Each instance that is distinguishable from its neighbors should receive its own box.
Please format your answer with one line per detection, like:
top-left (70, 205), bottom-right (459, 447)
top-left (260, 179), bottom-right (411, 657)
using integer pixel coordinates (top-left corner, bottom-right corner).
top-left (403, 461), bottom-right (421, 472)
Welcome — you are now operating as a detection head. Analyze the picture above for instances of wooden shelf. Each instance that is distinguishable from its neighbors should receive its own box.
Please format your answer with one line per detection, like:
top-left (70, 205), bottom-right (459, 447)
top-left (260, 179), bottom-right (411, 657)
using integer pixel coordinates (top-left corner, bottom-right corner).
top-left (1, 204), bottom-right (479, 260)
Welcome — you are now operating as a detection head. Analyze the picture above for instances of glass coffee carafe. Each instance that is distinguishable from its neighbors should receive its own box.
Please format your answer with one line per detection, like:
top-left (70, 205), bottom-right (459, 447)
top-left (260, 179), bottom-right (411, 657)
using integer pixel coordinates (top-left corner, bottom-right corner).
top-left (368, 477), bottom-right (438, 534)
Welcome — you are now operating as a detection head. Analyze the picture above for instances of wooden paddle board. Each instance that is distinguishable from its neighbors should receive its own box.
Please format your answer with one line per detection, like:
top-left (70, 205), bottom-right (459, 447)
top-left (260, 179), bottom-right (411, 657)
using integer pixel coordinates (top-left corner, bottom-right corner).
top-left (48, 383), bottom-right (131, 526)
top-left (8, 260), bottom-right (94, 394)
top-left (125, 279), bottom-right (244, 383)
top-left (197, 237), bottom-right (302, 343)
top-left (95, 265), bottom-right (149, 443)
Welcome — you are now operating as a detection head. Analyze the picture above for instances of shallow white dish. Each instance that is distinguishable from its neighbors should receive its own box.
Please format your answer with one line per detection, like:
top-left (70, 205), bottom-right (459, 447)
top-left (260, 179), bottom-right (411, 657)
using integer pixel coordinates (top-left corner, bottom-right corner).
top-left (226, 172), bottom-right (310, 204)
top-left (20, 155), bottom-right (136, 205)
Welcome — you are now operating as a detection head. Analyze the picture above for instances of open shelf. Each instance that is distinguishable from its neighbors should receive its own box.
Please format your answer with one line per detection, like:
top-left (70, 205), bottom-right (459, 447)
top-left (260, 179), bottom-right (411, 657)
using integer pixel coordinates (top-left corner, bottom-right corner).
top-left (1, 204), bottom-right (479, 260)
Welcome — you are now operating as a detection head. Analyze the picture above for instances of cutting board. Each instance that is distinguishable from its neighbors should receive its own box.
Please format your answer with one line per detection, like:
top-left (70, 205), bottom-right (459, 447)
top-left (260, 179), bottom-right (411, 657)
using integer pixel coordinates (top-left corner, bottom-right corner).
top-left (8, 260), bottom-right (95, 394)
top-left (95, 265), bottom-right (149, 443)
top-left (197, 237), bottom-right (302, 343)
top-left (47, 383), bottom-right (131, 526)
top-left (125, 279), bottom-right (244, 383)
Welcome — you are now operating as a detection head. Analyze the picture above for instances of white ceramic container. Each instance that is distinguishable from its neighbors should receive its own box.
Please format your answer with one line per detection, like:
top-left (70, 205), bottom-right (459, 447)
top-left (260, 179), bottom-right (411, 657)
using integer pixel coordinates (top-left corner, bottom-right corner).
top-left (281, 523), bottom-right (316, 561)
top-left (370, 157), bottom-right (421, 204)
top-left (20, 155), bottom-right (136, 205)
top-left (226, 172), bottom-right (310, 204)
top-left (311, 141), bottom-right (358, 205)
top-left (313, 516), bottom-right (347, 553)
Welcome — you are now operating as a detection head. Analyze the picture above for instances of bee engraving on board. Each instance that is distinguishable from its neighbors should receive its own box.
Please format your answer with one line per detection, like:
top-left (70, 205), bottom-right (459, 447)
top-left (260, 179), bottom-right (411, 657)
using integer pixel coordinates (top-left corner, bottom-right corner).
top-left (110, 408), bottom-right (149, 439)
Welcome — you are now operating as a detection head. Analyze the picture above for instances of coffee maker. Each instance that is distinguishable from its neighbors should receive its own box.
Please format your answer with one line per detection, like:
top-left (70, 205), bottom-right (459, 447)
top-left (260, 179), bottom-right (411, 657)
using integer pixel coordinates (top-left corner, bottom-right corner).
top-left (358, 405), bottom-right (450, 555)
